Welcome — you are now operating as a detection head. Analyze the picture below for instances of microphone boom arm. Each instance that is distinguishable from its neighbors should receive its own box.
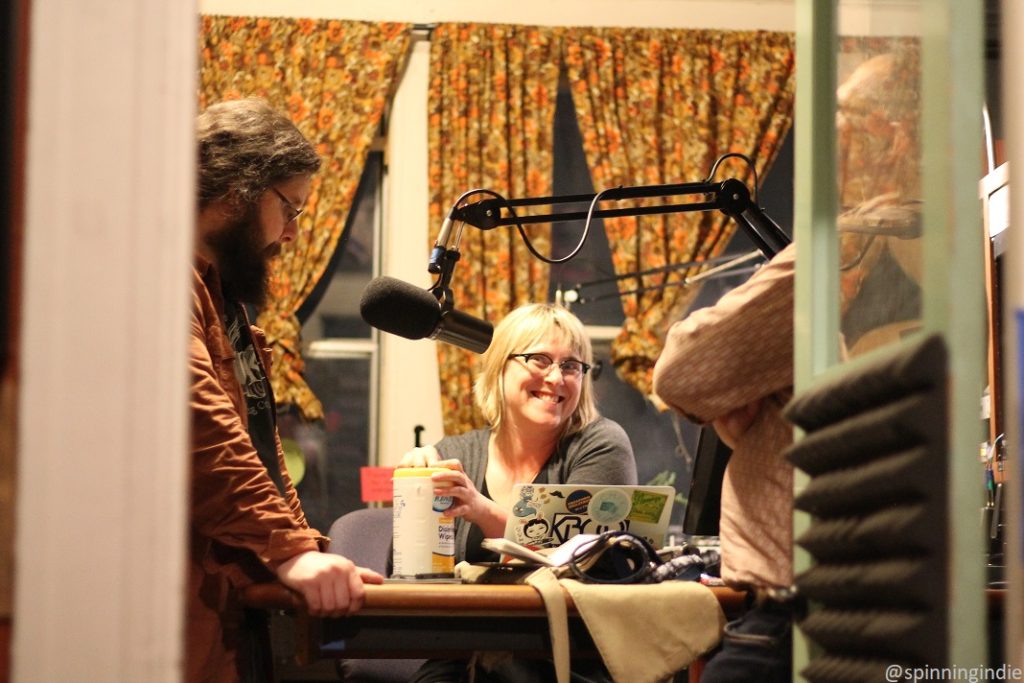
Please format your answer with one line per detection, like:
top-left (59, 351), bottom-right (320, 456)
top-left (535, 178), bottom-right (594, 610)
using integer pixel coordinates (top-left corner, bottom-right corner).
top-left (399, 159), bottom-right (790, 353)
top-left (449, 176), bottom-right (790, 260)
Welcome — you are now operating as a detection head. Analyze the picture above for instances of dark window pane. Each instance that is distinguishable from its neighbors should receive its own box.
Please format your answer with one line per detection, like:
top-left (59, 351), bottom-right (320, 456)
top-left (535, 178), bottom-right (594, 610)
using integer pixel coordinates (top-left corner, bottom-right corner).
top-left (549, 80), bottom-right (624, 327)
top-left (279, 356), bottom-right (370, 533)
top-left (300, 151), bottom-right (382, 342)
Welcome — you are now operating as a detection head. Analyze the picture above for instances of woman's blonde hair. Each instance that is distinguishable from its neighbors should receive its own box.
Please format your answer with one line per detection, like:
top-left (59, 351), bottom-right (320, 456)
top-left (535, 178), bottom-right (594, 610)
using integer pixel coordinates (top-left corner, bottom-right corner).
top-left (473, 303), bottom-right (598, 437)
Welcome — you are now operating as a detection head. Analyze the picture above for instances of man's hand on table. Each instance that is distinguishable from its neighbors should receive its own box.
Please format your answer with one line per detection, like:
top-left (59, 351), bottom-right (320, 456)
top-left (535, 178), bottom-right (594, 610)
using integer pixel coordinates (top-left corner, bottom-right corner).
top-left (275, 551), bottom-right (384, 617)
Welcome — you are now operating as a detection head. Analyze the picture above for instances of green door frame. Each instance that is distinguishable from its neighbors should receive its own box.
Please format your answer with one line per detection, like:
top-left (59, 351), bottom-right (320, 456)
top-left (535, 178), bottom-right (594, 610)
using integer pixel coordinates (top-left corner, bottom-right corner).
top-left (793, 0), bottom-right (987, 676)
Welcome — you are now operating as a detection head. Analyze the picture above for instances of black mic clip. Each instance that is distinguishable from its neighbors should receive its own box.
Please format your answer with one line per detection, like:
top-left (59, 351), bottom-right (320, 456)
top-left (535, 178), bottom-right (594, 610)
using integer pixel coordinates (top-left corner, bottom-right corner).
top-left (428, 210), bottom-right (462, 275)
top-left (429, 246), bottom-right (461, 295)
top-left (429, 242), bottom-right (464, 277)
top-left (427, 246), bottom-right (447, 274)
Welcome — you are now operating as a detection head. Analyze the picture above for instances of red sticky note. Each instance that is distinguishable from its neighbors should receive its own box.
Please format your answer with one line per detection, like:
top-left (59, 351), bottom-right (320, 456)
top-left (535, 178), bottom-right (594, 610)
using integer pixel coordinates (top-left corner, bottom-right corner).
top-left (360, 466), bottom-right (395, 503)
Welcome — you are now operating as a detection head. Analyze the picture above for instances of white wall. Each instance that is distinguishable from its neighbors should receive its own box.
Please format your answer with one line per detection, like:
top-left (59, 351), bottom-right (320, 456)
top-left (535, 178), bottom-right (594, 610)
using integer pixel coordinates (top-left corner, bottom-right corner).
top-left (15, 0), bottom-right (195, 680)
top-left (377, 37), bottom-right (443, 462)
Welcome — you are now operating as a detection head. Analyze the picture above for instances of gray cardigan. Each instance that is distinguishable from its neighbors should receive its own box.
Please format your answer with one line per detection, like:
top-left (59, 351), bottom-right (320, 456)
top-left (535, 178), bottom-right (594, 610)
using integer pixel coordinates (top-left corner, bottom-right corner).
top-left (435, 416), bottom-right (637, 562)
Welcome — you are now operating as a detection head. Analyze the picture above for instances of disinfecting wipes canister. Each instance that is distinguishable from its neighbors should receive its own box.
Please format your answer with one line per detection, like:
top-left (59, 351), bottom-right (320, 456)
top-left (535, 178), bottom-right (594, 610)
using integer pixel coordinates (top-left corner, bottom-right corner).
top-left (392, 467), bottom-right (455, 577)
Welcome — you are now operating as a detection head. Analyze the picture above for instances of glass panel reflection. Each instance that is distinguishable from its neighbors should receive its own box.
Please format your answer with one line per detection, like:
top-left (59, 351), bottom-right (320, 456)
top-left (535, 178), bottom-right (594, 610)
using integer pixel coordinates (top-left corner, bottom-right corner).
top-left (836, 16), bottom-right (923, 359)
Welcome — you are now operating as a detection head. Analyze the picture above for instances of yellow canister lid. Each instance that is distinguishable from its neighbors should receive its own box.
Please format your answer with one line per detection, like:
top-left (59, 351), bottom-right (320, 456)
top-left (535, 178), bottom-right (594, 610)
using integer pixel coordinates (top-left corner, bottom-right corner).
top-left (393, 466), bottom-right (449, 479)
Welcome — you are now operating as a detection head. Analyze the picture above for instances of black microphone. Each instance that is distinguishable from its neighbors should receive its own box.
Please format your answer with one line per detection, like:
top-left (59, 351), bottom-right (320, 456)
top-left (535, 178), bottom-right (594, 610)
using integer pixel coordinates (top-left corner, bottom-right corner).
top-left (359, 276), bottom-right (493, 354)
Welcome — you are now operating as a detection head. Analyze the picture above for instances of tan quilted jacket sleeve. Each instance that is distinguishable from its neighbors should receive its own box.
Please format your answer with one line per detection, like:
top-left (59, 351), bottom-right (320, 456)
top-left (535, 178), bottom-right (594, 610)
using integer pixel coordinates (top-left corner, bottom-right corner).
top-left (653, 243), bottom-right (795, 423)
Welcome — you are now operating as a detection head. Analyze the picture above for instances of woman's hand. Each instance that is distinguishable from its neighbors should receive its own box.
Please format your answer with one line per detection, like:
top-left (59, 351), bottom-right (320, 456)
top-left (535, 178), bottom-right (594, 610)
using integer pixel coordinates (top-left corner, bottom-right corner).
top-left (429, 459), bottom-right (506, 537)
top-left (396, 445), bottom-right (442, 468)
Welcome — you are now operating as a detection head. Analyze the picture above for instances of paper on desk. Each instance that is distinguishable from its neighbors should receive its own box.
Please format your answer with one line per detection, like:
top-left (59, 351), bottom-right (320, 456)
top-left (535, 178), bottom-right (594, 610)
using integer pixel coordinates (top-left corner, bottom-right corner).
top-left (481, 535), bottom-right (599, 567)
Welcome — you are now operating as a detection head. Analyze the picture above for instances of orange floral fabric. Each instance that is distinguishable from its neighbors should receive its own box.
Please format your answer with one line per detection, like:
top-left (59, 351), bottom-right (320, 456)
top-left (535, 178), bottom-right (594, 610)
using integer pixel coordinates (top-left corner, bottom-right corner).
top-left (564, 28), bottom-right (796, 398)
top-left (199, 16), bottom-right (411, 420)
top-left (428, 23), bottom-right (563, 434)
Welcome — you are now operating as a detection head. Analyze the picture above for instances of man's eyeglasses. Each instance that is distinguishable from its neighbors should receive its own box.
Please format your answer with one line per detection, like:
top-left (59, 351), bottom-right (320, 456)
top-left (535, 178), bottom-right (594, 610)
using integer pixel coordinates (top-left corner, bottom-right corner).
top-left (271, 187), bottom-right (304, 223)
top-left (509, 352), bottom-right (591, 378)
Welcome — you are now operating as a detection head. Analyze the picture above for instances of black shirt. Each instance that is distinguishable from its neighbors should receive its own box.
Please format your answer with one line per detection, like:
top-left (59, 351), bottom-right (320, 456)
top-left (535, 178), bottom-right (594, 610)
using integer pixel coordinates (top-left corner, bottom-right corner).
top-left (224, 301), bottom-right (286, 496)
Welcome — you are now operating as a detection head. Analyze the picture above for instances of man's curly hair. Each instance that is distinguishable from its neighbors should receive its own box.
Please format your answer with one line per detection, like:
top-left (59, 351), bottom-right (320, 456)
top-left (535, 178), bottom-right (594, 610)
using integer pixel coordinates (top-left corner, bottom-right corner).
top-left (196, 98), bottom-right (321, 209)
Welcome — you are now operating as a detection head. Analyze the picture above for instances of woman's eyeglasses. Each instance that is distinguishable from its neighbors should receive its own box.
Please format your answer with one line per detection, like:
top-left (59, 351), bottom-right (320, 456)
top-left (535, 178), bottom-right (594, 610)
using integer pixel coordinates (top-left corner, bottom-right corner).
top-left (509, 352), bottom-right (591, 378)
top-left (271, 187), bottom-right (304, 223)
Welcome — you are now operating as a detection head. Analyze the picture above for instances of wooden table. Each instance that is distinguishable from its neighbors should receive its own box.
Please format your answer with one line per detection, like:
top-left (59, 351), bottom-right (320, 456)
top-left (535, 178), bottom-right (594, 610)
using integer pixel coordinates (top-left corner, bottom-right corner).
top-left (242, 580), bottom-right (746, 679)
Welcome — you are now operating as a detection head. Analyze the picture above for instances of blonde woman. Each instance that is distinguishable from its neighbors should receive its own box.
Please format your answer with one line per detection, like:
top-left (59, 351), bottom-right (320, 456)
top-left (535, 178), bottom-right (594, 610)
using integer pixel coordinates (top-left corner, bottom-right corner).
top-left (399, 303), bottom-right (635, 683)
top-left (398, 303), bottom-right (637, 563)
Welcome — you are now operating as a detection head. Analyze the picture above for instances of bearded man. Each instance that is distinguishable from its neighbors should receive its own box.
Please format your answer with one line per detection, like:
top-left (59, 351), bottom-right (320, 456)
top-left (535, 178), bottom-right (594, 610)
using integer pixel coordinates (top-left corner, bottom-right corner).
top-left (190, 98), bottom-right (382, 682)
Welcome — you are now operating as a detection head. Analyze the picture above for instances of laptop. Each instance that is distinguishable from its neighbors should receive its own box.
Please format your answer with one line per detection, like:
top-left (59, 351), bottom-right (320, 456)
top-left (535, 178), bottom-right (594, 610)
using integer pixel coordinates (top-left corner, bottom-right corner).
top-left (502, 483), bottom-right (676, 549)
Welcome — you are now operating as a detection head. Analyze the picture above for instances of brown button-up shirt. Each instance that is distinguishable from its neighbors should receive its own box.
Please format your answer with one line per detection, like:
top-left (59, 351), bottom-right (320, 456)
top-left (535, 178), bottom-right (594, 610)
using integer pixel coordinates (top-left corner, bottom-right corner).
top-left (188, 257), bottom-right (326, 681)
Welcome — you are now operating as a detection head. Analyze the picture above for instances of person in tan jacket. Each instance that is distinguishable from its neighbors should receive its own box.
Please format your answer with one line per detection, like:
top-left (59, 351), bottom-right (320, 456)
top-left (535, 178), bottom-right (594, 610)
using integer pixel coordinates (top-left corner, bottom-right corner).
top-left (652, 46), bottom-right (922, 682)
top-left (190, 98), bottom-right (383, 681)
top-left (653, 244), bottom-right (796, 682)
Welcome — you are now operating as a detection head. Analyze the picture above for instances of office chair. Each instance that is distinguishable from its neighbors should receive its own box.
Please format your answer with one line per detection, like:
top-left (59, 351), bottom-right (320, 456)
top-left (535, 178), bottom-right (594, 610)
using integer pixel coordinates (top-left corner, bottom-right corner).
top-left (682, 425), bottom-right (732, 536)
top-left (327, 507), bottom-right (426, 683)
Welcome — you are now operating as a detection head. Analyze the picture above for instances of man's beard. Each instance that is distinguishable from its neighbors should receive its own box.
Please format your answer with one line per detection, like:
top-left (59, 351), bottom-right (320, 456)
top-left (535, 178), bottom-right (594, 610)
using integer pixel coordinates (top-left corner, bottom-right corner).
top-left (204, 203), bottom-right (282, 308)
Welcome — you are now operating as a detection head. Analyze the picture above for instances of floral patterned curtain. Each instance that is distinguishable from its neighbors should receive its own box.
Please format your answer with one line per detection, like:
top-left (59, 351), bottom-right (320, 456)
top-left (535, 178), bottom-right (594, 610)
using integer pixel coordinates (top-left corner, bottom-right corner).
top-left (199, 16), bottom-right (411, 420)
top-left (428, 24), bottom-right (563, 435)
top-left (565, 28), bottom-right (796, 398)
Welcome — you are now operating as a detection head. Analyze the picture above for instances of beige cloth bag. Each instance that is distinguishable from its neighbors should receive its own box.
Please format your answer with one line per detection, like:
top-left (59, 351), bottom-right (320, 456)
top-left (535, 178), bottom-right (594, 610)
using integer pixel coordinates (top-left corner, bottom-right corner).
top-left (457, 562), bottom-right (725, 683)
